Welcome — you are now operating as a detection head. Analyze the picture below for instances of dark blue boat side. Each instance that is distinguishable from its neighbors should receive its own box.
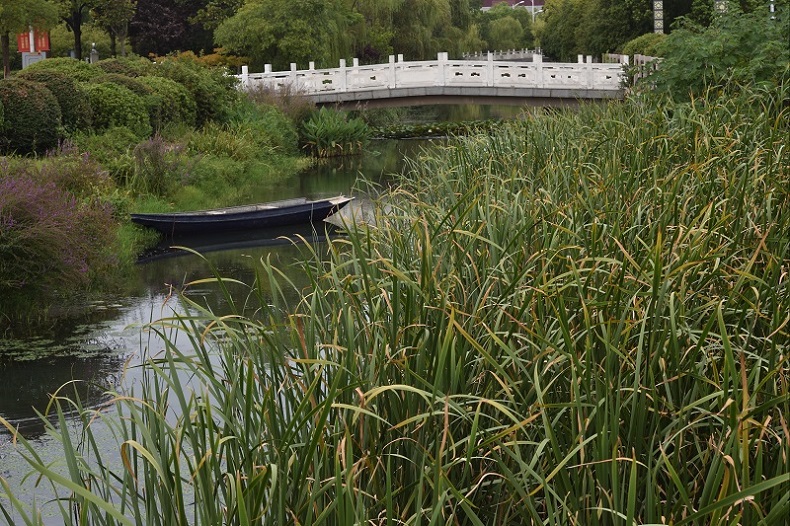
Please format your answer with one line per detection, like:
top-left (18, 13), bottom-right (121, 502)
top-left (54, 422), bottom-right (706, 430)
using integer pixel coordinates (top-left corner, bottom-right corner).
top-left (130, 196), bottom-right (353, 236)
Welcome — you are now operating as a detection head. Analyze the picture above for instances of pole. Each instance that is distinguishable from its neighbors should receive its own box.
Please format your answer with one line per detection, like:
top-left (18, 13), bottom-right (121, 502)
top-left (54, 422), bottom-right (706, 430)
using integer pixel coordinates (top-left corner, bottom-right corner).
top-left (653, 1), bottom-right (664, 33)
top-left (29, 26), bottom-right (35, 53)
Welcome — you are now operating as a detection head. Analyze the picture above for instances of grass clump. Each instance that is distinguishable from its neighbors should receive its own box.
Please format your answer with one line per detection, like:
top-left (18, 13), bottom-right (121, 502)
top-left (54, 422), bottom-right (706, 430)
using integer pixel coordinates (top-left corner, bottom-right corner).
top-left (300, 106), bottom-right (370, 157)
top-left (2, 80), bottom-right (787, 524)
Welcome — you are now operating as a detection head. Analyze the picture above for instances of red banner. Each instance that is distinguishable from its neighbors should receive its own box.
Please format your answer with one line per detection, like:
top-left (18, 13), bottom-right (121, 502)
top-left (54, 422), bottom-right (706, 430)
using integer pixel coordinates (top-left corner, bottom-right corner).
top-left (16, 33), bottom-right (30, 53)
top-left (16, 30), bottom-right (50, 53)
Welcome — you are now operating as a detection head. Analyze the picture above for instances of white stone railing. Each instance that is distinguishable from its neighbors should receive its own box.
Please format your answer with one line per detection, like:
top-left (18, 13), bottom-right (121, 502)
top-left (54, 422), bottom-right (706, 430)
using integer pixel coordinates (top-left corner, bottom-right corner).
top-left (461, 48), bottom-right (542, 61)
top-left (236, 52), bottom-right (626, 97)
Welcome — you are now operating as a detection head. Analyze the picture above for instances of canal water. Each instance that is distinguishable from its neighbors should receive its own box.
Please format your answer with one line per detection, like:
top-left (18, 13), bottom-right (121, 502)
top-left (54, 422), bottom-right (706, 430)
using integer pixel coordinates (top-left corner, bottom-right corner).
top-left (0, 105), bottom-right (525, 519)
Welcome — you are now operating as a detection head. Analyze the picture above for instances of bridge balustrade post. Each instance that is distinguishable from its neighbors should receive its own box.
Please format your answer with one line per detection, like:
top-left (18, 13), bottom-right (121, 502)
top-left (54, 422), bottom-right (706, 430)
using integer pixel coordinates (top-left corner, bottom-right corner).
top-left (586, 55), bottom-right (593, 89)
top-left (309, 62), bottom-right (315, 70)
top-left (487, 52), bottom-right (494, 87)
top-left (338, 59), bottom-right (347, 92)
top-left (290, 63), bottom-right (297, 91)
top-left (241, 65), bottom-right (249, 90)
top-left (388, 55), bottom-right (396, 89)
top-left (437, 52), bottom-right (448, 87)
top-left (534, 53), bottom-right (543, 89)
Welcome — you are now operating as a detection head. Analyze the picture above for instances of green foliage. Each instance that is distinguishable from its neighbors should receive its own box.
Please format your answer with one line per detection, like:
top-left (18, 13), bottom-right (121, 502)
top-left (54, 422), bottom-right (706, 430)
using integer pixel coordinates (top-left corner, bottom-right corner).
top-left (539, 0), bottom-right (652, 60)
top-left (150, 56), bottom-right (237, 126)
top-left (129, 135), bottom-right (187, 197)
top-left (300, 107), bottom-right (370, 157)
top-left (225, 98), bottom-right (299, 153)
top-left (620, 31), bottom-right (666, 56)
top-left (244, 84), bottom-right (315, 125)
top-left (15, 69), bottom-right (93, 133)
top-left (0, 78), bottom-right (62, 154)
top-left (646, 10), bottom-right (790, 99)
top-left (21, 57), bottom-right (102, 82)
top-left (71, 126), bottom-right (139, 183)
top-left (83, 81), bottom-right (152, 137)
top-left (137, 75), bottom-right (197, 128)
top-left (95, 56), bottom-right (154, 77)
top-left (215, 0), bottom-right (360, 70)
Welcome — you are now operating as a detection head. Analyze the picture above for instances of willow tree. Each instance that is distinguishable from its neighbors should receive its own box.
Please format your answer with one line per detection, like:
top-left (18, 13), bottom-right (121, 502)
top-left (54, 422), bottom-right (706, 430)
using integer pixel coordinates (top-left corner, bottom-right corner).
top-left (390, 0), bottom-right (452, 59)
top-left (215, 0), bottom-right (360, 70)
top-left (0, 0), bottom-right (59, 78)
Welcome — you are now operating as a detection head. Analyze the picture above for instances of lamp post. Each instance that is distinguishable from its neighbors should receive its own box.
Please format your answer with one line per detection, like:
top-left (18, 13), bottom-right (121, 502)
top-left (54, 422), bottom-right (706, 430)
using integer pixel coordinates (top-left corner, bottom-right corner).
top-left (513, 0), bottom-right (539, 22)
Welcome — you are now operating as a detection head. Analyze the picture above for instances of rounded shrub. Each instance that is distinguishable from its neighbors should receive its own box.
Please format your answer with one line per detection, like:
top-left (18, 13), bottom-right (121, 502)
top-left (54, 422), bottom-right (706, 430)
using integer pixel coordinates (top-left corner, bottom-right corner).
top-left (16, 69), bottom-right (93, 132)
top-left (95, 56), bottom-right (154, 77)
top-left (0, 79), bottom-right (62, 154)
top-left (621, 32), bottom-right (666, 57)
top-left (94, 73), bottom-right (162, 130)
top-left (21, 57), bottom-right (102, 82)
top-left (137, 75), bottom-right (197, 128)
top-left (83, 82), bottom-right (152, 138)
top-left (151, 57), bottom-right (237, 126)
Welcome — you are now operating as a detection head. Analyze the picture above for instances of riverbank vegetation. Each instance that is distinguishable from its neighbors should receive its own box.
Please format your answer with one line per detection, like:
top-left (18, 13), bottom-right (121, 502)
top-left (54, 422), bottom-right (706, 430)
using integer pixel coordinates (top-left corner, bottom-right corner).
top-left (3, 10), bottom-right (788, 521)
top-left (0, 55), bottom-right (310, 319)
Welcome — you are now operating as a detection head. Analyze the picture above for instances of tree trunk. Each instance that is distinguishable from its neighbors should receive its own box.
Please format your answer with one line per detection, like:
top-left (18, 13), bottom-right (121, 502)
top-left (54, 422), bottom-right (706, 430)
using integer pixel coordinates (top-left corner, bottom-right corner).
top-left (74, 24), bottom-right (83, 60)
top-left (2, 32), bottom-right (10, 79)
top-left (110, 32), bottom-right (117, 57)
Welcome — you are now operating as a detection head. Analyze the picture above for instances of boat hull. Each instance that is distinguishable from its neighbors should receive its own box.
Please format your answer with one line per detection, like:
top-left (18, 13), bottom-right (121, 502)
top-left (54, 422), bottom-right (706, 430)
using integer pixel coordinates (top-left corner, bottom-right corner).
top-left (131, 196), bottom-right (353, 237)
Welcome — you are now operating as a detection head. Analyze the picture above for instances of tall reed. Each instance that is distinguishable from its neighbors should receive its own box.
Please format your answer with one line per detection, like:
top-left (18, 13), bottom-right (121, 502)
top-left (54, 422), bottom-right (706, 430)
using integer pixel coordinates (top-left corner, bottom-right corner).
top-left (2, 84), bottom-right (788, 525)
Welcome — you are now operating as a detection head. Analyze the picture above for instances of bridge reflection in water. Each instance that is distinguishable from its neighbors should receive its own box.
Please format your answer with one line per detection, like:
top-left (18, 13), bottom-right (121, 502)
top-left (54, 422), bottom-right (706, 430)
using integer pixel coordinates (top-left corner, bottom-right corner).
top-left (237, 52), bottom-right (628, 108)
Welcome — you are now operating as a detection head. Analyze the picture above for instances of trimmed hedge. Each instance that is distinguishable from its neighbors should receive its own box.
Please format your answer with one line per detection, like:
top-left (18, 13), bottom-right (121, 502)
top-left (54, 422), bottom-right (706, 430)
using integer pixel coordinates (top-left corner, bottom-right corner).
top-left (16, 70), bottom-right (93, 132)
top-left (21, 57), bottom-right (102, 82)
top-left (151, 58), bottom-right (237, 126)
top-left (94, 73), bottom-right (162, 130)
top-left (82, 82), bottom-right (152, 138)
top-left (0, 79), bottom-right (62, 154)
top-left (137, 75), bottom-right (197, 128)
top-left (95, 57), bottom-right (154, 77)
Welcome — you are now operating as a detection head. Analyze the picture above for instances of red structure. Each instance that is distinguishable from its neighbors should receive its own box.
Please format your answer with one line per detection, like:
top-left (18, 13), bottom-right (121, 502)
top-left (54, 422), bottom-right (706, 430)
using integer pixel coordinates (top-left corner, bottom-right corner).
top-left (16, 30), bottom-right (50, 53)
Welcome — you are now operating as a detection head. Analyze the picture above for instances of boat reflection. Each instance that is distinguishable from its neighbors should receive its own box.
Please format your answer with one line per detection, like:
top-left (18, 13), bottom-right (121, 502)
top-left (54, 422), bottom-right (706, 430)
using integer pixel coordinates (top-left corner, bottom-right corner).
top-left (136, 222), bottom-right (341, 263)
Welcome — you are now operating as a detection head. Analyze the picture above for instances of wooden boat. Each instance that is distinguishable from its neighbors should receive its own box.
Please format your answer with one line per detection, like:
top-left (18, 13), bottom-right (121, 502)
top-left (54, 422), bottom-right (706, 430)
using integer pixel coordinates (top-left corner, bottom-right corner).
top-left (131, 195), bottom-right (353, 236)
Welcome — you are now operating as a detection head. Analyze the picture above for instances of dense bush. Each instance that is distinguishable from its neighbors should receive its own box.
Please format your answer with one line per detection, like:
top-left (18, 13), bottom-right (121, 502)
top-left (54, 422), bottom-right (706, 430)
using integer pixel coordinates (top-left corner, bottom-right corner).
top-left (225, 99), bottom-right (298, 153)
top-left (83, 82), bottom-right (152, 138)
top-left (71, 127), bottom-right (139, 183)
top-left (0, 79), bottom-right (62, 154)
top-left (130, 135), bottom-right (189, 197)
top-left (16, 69), bottom-right (93, 132)
top-left (95, 56), bottom-right (154, 77)
top-left (646, 10), bottom-right (790, 99)
top-left (300, 107), bottom-right (369, 157)
top-left (21, 57), bottom-right (102, 82)
top-left (150, 57), bottom-right (237, 126)
top-left (620, 32), bottom-right (666, 57)
top-left (137, 75), bottom-right (197, 128)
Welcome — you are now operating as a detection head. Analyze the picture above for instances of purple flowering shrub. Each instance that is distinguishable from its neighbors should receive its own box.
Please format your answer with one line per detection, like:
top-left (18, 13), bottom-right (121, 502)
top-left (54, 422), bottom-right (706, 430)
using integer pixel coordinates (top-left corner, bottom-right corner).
top-left (0, 159), bottom-right (118, 298)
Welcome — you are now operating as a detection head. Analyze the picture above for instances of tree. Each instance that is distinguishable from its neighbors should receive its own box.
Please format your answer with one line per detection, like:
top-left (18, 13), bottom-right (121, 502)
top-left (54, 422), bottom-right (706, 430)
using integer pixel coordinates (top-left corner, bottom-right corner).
top-left (91, 0), bottom-right (136, 56)
top-left (53, 0), bottom-right (99, 60)
top-left (190, 0), bottom-right (243, 31)
top-left (215, 0), bottom-right (359, 70)
top-left (0, 0), bottom-right (59, 78)
top-left (129, 0), bottom-right (214, 57)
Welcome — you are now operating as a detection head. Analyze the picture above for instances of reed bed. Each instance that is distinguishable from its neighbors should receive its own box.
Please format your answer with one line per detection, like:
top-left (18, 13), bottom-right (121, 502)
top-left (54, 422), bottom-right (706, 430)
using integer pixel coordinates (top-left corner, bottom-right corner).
top-left (2, 85), bottom-right (788, 525)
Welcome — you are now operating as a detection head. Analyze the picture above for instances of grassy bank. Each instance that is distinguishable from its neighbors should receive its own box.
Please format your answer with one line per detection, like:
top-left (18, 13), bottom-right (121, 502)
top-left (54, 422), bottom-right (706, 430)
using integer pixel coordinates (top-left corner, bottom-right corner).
top-left (2, 80), bottom-right (788, 524)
